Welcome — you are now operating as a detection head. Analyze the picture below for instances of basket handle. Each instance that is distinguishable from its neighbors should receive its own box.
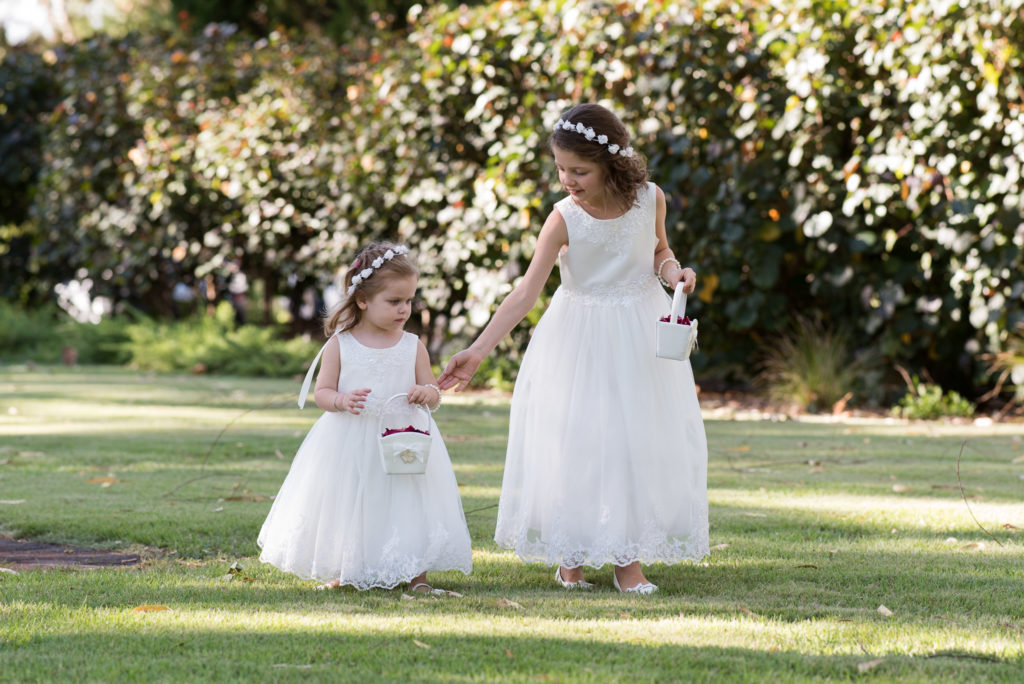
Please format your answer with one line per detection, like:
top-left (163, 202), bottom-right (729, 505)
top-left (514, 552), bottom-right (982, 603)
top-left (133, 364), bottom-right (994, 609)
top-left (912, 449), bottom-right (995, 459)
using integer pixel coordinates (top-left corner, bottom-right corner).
top-left (377, 392), bottom-right (430, 434)
top-left (668, 282), bottom-right (687, 321)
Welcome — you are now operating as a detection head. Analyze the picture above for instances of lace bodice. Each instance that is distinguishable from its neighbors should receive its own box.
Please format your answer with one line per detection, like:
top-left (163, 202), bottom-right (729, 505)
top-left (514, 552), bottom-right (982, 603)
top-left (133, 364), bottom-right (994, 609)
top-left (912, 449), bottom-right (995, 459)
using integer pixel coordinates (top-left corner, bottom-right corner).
top-left (335, 331), bottom-right (418, 415)
top-left (554, 182), bottom-right (659, 301)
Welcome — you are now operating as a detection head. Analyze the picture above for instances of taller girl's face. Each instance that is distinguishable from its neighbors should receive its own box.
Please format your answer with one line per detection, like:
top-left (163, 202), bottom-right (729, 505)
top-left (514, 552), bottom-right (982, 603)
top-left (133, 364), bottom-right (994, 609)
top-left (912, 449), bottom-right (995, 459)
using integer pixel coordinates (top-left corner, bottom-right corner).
top-left (553, 144), bottom-right (608, 207)
top-left (357, 274), bottom-right (417, 333)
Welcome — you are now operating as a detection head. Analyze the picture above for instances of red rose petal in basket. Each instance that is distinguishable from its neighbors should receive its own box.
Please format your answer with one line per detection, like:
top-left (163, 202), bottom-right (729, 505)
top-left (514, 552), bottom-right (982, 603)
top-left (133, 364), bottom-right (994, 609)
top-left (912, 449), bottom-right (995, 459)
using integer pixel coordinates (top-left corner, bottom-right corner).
top-left (659, 315), bottom-right (692, 325)
top-left (381, 425), bottom-right (429, 438)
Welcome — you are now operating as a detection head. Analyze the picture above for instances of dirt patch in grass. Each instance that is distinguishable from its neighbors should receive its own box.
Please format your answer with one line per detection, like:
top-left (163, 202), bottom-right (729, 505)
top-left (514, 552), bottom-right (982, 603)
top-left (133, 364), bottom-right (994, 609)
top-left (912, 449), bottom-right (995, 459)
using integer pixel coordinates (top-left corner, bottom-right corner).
top-left (0, 537), bottom-right (141, 569)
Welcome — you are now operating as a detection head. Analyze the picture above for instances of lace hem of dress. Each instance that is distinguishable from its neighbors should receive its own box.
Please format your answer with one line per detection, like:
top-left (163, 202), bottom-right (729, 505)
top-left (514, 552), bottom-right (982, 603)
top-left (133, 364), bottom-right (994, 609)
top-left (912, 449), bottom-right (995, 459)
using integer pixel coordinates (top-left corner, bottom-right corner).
top-left (558, 273), bottom-right (660, 307)
top-left (494, 505), bottom-right (710, 569)
top-left (256, 553), bottom-right (473, 590)
top-left (257, 522), bottom-right (472, 589)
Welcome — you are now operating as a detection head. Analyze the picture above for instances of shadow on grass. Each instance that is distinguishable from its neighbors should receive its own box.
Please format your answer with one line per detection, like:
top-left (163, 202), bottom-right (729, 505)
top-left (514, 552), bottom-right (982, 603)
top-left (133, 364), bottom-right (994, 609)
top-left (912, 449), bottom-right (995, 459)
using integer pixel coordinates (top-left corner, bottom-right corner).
top-left (4, 616), bottom-right (1019, 681)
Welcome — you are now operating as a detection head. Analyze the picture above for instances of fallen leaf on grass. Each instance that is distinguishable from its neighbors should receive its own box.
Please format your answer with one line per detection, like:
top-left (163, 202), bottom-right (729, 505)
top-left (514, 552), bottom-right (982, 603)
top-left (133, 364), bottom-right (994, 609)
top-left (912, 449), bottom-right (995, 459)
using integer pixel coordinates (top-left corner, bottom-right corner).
top-left (275, 449), bottom-right (285, 459)
top-left (401, 593), bottom-right (415, 600)
top-left (505, 649), bottom-right (514, 659)
top-left (961, 542), bottom-right (986, 551)
top-left (794, 564), bottom-right (818, 569)
top-left (858, 659), bottom-right (885, 673)
top-left (496, 598), bottom-right (522, 609)
top-left (1, 567), bottom-right (19, 575)
top-left (0, 499), bottom-right (25, 505)
top-left (727, 445), bottom-right (751, 452)
top-left (133, 605), bottom-right (169, 613)
top-left (412, 639), bottom-right (431, 649)
top-left (892, 484), bottom-right (910, 493)
top-left (931, 484), bottom-right (956, 490)
top-left (738, 607), bottom-right (758, 617)
top-left (877, 605), bottom-right (893, 617)
top-left (1012, 455), bottom-right (1024, 463)
top-left (443, 590), bottom-right (464, 598)
top-left (223, 496), bottom-right (266, 502)
top-left (1002, 523), bottom-right (1021, 531)
top-left (709, 543), bottom-right (731, 551)
top-left (87, 477), bottom-right (119, 484)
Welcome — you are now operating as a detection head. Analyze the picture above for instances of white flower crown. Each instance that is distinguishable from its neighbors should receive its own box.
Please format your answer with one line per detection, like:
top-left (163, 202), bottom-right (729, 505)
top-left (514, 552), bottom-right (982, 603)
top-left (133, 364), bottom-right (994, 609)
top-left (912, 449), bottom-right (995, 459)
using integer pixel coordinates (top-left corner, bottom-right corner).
top-left (347, 245), bottom-right (410, 296)
top-left (553, 118), bottom-right (634, 157)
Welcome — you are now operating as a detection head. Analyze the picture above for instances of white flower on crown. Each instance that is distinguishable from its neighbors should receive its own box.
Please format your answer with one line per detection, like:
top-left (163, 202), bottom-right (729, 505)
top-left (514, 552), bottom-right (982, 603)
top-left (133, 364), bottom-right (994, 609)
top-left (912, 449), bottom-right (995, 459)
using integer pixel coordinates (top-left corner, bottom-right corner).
top-left (553, 118), bottom-right (634, 157)
top-left (347, 245), bottom-right (410, 296)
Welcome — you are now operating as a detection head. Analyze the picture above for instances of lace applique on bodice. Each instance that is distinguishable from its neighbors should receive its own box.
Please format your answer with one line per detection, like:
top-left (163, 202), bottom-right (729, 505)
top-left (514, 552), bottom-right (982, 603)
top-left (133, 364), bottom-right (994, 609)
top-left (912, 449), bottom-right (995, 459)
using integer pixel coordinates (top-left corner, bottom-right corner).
top-left (336, 331), bottom-right (417, 400)
top-left (555, 182), bottom-right (659, 303)
top-left (558, 272), bottom-right (660, 307)
top-left (559, 196), bottom-right (650, 254)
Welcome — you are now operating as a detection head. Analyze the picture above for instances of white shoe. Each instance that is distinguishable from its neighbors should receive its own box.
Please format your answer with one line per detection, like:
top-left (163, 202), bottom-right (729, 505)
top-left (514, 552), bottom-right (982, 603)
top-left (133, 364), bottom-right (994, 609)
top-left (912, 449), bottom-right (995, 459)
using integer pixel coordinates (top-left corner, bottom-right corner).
top-left (555, 566), bottom-right (594, 590)
top-left (613, 573), bottom-right (658, 595)
top-left (409, 582), bottom-right (447, 596)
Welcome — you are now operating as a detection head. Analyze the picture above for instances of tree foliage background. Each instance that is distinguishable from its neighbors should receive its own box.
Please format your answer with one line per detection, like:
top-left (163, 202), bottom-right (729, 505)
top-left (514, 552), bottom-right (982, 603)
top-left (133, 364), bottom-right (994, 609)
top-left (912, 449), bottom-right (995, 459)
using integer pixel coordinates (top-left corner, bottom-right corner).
top-left (1, 0), bottom-right (1022, 396)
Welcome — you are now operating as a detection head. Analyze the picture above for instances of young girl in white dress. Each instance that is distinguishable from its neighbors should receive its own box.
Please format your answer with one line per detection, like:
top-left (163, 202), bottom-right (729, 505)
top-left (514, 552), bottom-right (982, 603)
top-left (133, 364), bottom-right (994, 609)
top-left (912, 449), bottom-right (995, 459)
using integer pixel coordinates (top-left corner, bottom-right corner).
top-left (439, 103), bottom-right (708, 594)
top-left (258, 242), bottom-right (473, 592)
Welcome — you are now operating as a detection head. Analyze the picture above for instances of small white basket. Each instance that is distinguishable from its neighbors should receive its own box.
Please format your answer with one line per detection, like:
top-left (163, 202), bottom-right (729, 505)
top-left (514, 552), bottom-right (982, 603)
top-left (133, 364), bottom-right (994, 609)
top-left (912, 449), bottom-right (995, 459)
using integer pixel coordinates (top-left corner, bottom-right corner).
top-left (656, 282), bottom-right (699, 361)
top-left (378, 393), bottom-right (432, 475)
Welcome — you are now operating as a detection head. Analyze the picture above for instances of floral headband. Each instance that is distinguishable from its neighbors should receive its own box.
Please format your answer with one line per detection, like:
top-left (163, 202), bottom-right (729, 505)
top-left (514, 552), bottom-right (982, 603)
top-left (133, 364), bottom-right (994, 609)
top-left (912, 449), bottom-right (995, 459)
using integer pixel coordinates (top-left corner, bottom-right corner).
top-left (347, 245), bottom-right (410, 296)
top-left (553, 118), bottom-right (634, 157)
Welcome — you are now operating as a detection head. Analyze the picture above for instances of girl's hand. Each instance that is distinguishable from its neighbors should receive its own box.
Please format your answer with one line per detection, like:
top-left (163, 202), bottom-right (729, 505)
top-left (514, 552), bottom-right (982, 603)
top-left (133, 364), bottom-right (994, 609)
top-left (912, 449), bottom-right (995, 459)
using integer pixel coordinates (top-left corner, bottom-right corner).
top-left (674, 267), bottom-right (697, 295)
top-left (336, 388), bottom-right (371, 414)
top-left (407, 384), bottom-right (439, 408)
top-left (437, 348), bottom-right (484, 392)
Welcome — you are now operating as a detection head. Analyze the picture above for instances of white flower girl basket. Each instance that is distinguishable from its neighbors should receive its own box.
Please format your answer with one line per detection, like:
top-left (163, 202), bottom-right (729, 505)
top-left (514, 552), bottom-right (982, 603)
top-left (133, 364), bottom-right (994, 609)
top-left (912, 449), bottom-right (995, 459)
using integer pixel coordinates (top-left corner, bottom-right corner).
top-left (378, 393), bottom-right (432, 475)
top-left (656, 282), bottom-right (699, 361)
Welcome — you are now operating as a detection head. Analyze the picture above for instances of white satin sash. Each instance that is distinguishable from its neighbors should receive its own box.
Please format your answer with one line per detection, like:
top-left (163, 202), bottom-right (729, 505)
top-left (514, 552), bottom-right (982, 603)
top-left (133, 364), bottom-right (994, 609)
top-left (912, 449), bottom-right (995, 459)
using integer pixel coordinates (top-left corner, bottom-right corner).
top-left (297, 332), bottom-right (339, 409)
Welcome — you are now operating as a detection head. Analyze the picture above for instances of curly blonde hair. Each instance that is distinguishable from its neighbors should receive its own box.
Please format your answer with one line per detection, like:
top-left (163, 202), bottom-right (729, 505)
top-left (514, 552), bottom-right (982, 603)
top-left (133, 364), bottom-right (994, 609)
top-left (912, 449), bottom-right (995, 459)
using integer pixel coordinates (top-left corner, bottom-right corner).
top-left (550, 103), bottom-right (649, 209)
top-left (323, 241), bottom-right (418, 336)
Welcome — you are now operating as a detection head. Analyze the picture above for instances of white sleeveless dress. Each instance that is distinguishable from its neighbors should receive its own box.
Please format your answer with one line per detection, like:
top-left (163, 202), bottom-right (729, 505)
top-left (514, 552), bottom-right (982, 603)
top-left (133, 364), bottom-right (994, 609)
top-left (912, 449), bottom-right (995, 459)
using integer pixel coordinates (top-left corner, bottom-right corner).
top-left (258, 331), bottom-right (473, 589)
top-left (494, 182), bottom-right (709, 569)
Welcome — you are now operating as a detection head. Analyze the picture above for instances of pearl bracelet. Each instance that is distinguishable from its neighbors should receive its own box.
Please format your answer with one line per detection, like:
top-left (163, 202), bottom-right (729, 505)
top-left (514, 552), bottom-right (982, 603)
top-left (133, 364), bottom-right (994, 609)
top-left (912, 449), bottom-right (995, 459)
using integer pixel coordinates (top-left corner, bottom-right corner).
top-left (424, 383), bottom-right (442, 413)
top-left (656, 257), bottom-right (681, 288)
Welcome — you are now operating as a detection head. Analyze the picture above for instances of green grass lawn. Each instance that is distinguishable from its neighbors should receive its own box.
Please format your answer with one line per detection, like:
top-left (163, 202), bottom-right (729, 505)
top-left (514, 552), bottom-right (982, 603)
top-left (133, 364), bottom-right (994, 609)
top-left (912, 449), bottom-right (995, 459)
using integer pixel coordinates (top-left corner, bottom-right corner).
top-left (1, 365), bottom-right (1023, 682)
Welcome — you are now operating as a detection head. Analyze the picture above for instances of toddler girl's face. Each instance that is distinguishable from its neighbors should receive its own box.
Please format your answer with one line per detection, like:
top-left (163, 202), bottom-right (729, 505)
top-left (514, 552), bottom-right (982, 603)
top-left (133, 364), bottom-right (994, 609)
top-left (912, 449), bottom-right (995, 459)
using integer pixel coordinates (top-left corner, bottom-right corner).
top-left (552, 145), bottom-right (607, 206)
top-left (358, 274), bottom-right (417, 333)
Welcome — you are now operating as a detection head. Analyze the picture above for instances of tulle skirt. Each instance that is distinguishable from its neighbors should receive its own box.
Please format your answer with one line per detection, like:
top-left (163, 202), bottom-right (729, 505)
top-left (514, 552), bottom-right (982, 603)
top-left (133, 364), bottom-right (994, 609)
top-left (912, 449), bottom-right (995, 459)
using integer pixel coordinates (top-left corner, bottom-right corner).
top-left (494, 281), bottom-right (709, 569)
top-left (258, 411), bottom-right (473, 589)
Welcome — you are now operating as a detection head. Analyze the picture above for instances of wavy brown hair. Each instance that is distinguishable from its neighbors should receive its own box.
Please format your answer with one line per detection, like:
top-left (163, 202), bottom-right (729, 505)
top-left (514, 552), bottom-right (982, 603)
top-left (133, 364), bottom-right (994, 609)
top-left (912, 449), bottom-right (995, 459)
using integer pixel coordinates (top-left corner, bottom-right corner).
top-left (550, 103), bottom-right (650, 209)
top-left (323, 241), bottom-right (418, 336)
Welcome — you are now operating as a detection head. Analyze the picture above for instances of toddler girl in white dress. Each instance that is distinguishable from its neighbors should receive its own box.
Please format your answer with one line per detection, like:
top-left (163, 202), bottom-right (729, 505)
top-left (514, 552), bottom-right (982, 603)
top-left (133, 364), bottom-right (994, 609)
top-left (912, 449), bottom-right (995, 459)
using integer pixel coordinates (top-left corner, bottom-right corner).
top-left (259, 243), bottom-right (472, 592)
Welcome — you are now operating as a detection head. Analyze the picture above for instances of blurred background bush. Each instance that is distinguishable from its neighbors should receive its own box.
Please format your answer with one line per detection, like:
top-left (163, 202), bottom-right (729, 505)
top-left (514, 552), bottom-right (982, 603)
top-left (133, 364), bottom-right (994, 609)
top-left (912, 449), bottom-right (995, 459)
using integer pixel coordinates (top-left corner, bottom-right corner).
top-left (1, 0), bottom-right (1022, 410)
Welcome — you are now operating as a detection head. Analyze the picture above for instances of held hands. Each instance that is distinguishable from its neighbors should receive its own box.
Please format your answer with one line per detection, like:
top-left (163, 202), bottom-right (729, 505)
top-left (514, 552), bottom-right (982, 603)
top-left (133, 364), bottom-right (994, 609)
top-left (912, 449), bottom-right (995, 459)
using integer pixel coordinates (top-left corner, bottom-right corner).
top-left (335, 388), bottom-right (371, 414)
top-left (437, 348), bottom-right (485, 392)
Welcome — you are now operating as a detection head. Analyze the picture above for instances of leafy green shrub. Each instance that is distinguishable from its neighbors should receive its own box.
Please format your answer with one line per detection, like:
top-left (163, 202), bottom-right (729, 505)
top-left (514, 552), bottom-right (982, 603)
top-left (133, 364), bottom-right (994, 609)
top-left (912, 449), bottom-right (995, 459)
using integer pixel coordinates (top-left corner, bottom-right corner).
top-left (892, 377), bottom-right (975, 420)
top-left (756, 316), bottom-right (868, 412)
top-left (121, 303), bottom-right (320, 377)
top-left (0, 301), bottom-right (65, 362)
top-left (983, 323), bottom-right (1024, 408)
top-left (5, 0), bottom-right (1023, 393)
